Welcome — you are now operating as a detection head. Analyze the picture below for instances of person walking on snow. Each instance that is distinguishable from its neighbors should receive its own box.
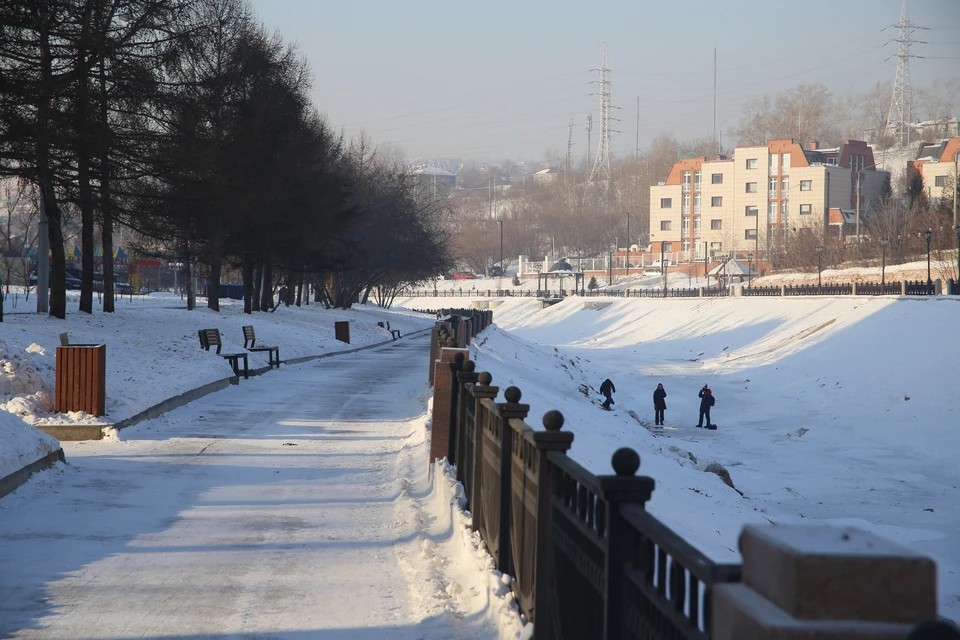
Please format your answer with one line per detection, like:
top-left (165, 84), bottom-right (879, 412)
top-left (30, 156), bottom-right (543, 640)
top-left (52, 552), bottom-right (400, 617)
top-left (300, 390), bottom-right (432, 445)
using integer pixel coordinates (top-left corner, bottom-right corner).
top-left (599, 378), bottom-right (616, 410)
top-left (653, 383), bottom-right (667, 425)
top-left (697, 385), bottom-right (716, 429)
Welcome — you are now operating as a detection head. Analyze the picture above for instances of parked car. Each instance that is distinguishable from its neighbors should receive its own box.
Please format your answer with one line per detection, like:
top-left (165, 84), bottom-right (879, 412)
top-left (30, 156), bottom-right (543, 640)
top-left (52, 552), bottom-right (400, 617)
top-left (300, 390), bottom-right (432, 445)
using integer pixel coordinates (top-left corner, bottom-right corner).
top-left (29, 272), bottom-right (82, 290)
top-left (488, 265), bottom-right (503, 277)
top-left (452, 272), bottom-right (477, 280)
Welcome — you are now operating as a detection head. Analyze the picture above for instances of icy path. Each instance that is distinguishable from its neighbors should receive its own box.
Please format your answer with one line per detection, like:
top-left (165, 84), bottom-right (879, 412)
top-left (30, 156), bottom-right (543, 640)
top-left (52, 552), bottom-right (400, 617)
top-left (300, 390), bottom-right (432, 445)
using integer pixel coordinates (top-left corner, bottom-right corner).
top-left (1, 338), bottom-right (514, 639)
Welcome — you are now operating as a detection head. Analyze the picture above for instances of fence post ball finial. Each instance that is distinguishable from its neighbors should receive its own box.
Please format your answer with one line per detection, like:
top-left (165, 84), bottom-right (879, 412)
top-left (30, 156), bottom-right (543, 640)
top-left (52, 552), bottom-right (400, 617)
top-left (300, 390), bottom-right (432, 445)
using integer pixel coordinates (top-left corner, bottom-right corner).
top-left (464, 360), bottom-right (476, 372)
top-left (612, 448), bottom-right (640, 476)
top-left (505, 386), bottom-right (522, 403)
top-left (542, 410), bottom-right (565, 431)
top-left (454, 352), bottom-right (465, 364)
top-left (478, 372), bottom-right (493, 386)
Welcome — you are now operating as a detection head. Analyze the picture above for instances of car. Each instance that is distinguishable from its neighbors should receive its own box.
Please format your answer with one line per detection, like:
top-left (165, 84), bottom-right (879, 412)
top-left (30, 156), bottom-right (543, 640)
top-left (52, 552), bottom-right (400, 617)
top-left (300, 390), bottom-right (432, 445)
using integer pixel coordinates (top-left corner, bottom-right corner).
top-left (29, 272), bottom-right (82, 290)
top-left (488, 265), bottom-right (503, 277)
top-left (452, 272), bottom-right (477, 280)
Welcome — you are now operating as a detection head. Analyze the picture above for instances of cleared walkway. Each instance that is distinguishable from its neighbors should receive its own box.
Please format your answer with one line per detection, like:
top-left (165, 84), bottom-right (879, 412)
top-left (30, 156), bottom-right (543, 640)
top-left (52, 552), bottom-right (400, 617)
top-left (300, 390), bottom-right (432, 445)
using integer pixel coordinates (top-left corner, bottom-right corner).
top-left (0, 337), bottom-right (509, 639)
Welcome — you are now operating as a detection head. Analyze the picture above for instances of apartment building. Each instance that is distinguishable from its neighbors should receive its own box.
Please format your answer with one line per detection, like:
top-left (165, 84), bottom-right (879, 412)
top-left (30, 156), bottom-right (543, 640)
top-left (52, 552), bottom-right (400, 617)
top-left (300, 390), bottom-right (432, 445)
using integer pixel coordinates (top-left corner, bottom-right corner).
top-left (907, 137), bottom-right (959, 201)
top-left (649, 139), bottom-right (889, 261)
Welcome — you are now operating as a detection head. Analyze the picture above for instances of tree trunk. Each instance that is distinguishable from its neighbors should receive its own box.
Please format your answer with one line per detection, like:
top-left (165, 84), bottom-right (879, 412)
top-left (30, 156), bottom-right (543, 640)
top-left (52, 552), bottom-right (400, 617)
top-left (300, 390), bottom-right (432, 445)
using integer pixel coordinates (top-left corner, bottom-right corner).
top-left (296, 271), bottom-right (303, 306)
top-left (98, 49), bottom-right (114, 313)
top-left (76, 1), bottom-right (95, 314)
top-left (241, 253), bottom-right (253, 314)
top-left (251, 260), bottom-right (261, 311)
top-left (185, 243), bottom-right (195, 311)
top-left (260, 262), bottom-right (273, 311)
top-left (207, 248), bottom-right (221, 312)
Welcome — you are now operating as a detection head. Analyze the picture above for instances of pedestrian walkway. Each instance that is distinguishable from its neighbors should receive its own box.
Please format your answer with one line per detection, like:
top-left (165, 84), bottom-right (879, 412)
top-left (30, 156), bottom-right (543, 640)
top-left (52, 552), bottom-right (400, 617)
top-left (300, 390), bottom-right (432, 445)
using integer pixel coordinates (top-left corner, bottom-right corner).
top-left (0, 338), bottom-right (519, 639)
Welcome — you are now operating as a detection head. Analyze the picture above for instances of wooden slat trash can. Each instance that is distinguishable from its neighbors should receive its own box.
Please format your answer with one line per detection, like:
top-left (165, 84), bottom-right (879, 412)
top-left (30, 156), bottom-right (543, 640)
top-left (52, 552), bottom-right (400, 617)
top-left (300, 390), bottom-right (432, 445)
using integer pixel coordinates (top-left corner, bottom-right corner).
top-left (55, 344), bottom-right (106, 416)
top-left (334, 321), bottom-right (350, 344)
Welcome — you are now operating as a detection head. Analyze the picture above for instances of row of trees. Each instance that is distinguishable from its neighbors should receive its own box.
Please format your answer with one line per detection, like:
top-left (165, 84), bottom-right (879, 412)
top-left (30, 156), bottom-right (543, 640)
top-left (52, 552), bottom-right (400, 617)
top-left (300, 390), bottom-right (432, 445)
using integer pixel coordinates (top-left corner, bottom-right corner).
top-left (0, 0), bottom-right (452, 321)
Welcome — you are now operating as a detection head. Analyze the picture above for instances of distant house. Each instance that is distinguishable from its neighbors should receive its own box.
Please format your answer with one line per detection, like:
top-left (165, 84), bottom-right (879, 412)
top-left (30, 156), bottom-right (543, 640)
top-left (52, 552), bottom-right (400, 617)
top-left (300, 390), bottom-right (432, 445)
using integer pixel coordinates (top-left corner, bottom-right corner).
top-left (907, 137), bottom-right (959, 201)
top-left (411, 165), bottom-right (457, 194)
top-left (533, 167), bottom-right (563, 183)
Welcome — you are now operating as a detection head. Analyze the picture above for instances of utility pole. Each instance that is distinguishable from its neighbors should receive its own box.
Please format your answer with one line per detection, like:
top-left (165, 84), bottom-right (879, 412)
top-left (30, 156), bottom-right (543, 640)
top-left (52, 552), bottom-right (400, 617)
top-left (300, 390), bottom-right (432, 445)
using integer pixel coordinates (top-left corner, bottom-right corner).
top-left (498, 220), bottom-right (504, 273)
top-left (885, 0), bottom-right (926, 148)
top-left (589, 43), bottom-right (618, 187)
top-left (565, 117), bottom-right (574, 179)
top-left (713, 47), bottom-right (717, 152)
top-left (636, 96), bottom-right (640, 161)
top-left (625, 212), bottom-right (631, 277)
top-left (585, 113), bottom-right (592, 170)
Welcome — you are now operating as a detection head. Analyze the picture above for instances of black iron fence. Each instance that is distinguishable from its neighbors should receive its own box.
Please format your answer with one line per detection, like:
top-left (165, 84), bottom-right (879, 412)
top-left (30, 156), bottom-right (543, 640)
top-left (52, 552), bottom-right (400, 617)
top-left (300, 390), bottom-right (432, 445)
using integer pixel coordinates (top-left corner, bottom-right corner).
top-left (441, 353), bottom-right (741, 639)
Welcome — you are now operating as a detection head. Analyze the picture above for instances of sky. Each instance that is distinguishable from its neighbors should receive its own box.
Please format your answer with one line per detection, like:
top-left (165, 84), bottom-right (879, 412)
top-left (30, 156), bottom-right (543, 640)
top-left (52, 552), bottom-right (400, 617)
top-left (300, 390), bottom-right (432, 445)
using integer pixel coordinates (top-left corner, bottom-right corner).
top-left (248, 0), bottom-right (958, 163)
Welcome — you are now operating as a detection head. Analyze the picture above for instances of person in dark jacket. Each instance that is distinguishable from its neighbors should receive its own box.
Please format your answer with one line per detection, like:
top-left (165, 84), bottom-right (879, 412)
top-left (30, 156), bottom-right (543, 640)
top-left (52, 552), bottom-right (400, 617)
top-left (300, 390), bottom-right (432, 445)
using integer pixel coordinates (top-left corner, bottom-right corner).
top-left (599, 378), bottom-right (616, 410)
top-left (697, 385), bottom-right (715, 428)
top-left (653, 383), bottom-right (667, 425)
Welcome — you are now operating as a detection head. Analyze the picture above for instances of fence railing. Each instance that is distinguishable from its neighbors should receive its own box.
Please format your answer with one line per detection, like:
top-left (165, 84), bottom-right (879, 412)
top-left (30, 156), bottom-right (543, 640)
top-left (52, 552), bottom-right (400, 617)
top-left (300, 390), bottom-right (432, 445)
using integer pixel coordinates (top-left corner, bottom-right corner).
top-left (439, 354), bottom-right (741, 639)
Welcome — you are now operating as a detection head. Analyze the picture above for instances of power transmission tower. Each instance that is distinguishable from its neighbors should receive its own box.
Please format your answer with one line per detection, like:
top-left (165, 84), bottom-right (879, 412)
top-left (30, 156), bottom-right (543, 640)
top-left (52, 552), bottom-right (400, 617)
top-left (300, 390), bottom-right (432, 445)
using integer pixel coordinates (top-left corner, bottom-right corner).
top-left (565, 117), bottom-right (574, 178)
top-left (585, 113), bottom-right (592, 170)
top-left (589, 43), bottom-right (619, 185)
top-left (885, 0), bottom-right (926, 149)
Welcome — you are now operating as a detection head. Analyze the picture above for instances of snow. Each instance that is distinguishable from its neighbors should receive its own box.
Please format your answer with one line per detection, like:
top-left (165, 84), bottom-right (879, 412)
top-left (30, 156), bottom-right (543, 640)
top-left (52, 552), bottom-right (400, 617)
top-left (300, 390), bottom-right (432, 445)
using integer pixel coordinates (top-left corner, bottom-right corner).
top-left (0, 409), bottom-right (59, 480)
top-left (0, 305), bottom-right (525, 638)
top-left (394, 293), bottom-right (960, 622)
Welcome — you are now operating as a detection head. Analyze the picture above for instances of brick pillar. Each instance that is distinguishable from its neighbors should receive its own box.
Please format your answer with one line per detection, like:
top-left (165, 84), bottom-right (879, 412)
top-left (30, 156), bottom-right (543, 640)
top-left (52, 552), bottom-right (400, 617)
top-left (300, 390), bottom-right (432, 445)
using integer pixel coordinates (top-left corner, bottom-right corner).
top-left (430, 347), bottom-right (470, 464)
top-left (852, 281), bottom-right (858, 295)
top-left (462, 318), bottom-right (472, 345)
top-left (902, 281), bottom-right (908, 295)
top-left (712, 525), bottom-right (938, 639)
top-left (780, 284), bottom-right (787, 296)
top-left (429, 323), bottom-right (452, 385)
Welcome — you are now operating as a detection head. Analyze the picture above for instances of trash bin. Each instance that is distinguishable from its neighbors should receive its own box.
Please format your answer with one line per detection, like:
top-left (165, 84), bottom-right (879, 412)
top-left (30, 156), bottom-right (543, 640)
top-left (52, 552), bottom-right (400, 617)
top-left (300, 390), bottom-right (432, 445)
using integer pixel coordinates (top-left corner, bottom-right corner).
top-left (334, 321), bottom-right (350, 344)
top-left (56, 344), bottom-right (106, 416)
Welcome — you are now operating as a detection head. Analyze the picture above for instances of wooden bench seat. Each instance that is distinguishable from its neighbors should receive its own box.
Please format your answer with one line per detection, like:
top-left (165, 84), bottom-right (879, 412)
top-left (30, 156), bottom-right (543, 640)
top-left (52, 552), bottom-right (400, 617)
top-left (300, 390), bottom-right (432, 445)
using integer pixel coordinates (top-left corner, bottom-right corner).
top-left (242, 325), bottom-right (280, 368)
top-left (378, 321), bottom-right (402, 340)
top-left (198, 328), bottom-right (249, 379)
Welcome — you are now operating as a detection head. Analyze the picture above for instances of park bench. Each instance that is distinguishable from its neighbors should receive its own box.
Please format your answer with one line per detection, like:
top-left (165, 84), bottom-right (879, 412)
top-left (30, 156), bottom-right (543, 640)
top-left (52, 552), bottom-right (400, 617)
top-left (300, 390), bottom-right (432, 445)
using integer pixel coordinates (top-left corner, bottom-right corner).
top-left (242, 325), bottom-right (280, 368)
top-left (377, 321), bottom-right (401, 340)
top-left (198, 328), bottom-right (249, 379)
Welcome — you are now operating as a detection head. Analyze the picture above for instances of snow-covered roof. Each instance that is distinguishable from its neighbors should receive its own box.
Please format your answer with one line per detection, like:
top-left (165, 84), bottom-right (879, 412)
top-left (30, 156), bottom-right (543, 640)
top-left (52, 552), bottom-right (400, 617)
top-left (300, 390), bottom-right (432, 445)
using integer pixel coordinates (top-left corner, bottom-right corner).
top-left (708, 259), bottom-right (754, 276)
top-left (411, 166), bottom-right (456, 177)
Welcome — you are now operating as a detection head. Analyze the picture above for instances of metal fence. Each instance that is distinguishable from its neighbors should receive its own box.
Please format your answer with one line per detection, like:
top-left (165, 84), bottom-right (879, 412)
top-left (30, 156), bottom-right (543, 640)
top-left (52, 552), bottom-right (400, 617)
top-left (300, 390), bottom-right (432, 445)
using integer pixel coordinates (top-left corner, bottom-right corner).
top-left (441, 352), bottom-right (741, 639)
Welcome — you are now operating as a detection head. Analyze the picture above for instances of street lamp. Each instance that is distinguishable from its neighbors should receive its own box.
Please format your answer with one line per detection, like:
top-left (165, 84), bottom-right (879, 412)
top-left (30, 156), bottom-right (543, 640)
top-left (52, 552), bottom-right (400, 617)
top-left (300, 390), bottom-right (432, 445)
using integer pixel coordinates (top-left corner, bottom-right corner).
top-left (880, 239), bottom-right (888, 286)
top-left (661, 240), bottom-right (666, 298)
top-left (815, 245), bottom-right (824, 291)
top-left (924, 228), bottom-right (932, 289)
top-left (747, 253), bottom-right (753, 289)
top-left (625, 211), bottom-right (631, 278)
top-left (498, 219), bottom-right (503, 278)
top-left (703, 241), bottom-right (708, 290)
top-left (955, 225), bottom-right (960, 287)
top-left (608, 246), bottom-right (613, 286)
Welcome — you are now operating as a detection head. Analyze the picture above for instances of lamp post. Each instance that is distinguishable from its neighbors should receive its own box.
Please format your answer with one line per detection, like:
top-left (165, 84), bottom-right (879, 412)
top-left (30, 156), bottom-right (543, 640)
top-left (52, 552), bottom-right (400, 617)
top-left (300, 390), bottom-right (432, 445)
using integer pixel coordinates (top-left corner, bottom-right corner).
top-left (608, 247), bottom-right (613, 286)
top-left (747, 254), bottom-right (753, 289)
top-left (815, 245), bottom-right (824, 291)
top-left (498, 219), bottom-right (503, 277)
top-left (703, 241), bottom-right (708, 290)
top-left (955, 225), bottom-right (960, 286)
top-left (924, 228), bottom-right (932, 289)
top-left (661, 240), bottom-right (666, 298)
top-left (880, 239), bottom-right (888, 286)
top-left (625, 211), bottom-right (631, 278)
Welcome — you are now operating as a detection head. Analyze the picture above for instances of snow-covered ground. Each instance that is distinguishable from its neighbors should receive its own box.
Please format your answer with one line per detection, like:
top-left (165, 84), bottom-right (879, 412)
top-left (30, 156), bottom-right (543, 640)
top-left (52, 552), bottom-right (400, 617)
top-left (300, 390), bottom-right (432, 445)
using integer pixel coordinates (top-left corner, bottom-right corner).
top-left (1, 323), bottom-right (525, 638)
top-left (394, 293), bottom-right (960, 621)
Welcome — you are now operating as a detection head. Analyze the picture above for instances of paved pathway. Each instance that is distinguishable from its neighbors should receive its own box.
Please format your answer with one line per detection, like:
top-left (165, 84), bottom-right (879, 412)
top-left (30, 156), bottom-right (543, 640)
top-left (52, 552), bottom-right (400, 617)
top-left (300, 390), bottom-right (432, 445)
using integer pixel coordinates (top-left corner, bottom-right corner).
top-left (0, 337), bottom-right (497, 639)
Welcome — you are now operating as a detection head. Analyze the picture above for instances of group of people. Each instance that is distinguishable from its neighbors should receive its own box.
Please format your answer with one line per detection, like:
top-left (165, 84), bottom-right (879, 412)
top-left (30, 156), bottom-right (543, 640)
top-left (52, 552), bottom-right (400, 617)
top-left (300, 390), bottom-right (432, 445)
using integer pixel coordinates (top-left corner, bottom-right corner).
top-left (599, 379), bottom-right (717, 430)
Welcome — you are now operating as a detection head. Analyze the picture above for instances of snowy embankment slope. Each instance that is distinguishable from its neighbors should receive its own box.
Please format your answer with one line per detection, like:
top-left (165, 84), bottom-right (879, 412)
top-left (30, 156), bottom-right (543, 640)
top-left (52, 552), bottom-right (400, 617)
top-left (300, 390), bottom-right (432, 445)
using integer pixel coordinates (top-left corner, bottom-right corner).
top-left (394, 293), bottom-right (960, 621)
top-left (1, 292), bottom-right (435, 479)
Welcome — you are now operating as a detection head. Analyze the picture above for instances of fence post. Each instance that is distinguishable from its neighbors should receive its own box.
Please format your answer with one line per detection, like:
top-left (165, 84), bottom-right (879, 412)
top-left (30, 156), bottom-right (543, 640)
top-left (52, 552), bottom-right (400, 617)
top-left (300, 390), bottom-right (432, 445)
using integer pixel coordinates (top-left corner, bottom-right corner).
top-left (935, 279), bottom-right (942, 295)
top-left (446, 353), bottom-right (466, 463)
top-left (430, 347), bottom-right (469, 464)
top-left (470, 372), bottom-right (499, 532)
top-left (495, 386), bottom-right (530, 576)
top-left (780, 284), bottom-right (786, 296)
top-left (454, 360), bottom-right (479, 481)
top-left (531, 410), bottom-right (574, 637)
top-left (852, 281), bottom-right (857, 296)
top-left (597, 448), bottom-right (656, 640)
top-left (902, 280), bottom-right (907, 295)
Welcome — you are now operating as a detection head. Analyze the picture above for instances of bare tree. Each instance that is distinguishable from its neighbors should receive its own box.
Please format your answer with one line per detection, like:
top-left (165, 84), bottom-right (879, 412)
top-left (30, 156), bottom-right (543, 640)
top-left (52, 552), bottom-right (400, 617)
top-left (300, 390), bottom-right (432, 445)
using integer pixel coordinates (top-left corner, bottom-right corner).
top-left (732, 83), bottom-right (841, 148)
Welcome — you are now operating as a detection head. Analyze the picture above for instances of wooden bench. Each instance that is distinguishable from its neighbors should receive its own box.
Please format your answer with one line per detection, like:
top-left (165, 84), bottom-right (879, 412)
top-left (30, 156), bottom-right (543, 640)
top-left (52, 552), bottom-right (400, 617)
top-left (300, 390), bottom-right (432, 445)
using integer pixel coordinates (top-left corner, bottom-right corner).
top-left (378, 321), bottom-right (401, 340)
top-left (198, 328), bottom-right (249, 379)
top-left (242, 325), bottom-right (280, 368)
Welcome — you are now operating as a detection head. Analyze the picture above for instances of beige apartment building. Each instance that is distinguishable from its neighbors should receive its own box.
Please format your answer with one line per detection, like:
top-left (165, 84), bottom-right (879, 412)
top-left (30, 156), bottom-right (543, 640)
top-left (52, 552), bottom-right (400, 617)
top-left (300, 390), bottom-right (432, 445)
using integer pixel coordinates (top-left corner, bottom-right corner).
top-left (649, 139), bottom-right (889, 262)
top-left (908, 137), bottom-right (959, 201)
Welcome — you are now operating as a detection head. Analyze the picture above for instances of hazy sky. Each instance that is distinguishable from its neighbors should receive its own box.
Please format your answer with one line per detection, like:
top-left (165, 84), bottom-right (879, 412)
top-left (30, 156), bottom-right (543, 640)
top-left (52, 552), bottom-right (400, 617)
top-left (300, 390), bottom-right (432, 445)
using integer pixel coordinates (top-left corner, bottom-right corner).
top-left (249, 0), bottom-right (959, 163)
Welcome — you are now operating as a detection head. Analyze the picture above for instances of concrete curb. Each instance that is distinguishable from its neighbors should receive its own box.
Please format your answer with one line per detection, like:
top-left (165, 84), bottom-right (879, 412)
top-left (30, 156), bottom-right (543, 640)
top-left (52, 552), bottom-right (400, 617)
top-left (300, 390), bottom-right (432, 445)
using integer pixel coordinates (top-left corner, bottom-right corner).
top-left (0, 448), bottom-right (65, 500)
top-left (34, 326), bottom-right (434, 442)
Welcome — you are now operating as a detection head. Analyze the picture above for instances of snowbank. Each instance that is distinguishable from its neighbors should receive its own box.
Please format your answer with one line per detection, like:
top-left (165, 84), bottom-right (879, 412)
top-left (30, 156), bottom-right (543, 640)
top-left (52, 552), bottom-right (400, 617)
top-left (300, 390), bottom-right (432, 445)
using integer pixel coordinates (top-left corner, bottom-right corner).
top-left (0, 409), bottom-right (60, 480)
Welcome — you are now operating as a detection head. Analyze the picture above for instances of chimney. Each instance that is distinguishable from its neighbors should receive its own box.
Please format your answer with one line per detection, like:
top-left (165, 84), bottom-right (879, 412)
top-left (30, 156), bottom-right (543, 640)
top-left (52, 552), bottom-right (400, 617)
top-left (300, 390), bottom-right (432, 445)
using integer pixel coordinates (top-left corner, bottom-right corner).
top-left (807, 141), bottom-right (820, 151)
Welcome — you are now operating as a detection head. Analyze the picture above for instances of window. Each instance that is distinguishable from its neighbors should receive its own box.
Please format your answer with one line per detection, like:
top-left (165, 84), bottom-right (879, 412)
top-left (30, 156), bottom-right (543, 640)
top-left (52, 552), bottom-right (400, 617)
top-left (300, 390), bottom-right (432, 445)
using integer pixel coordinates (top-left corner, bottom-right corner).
top-left (746, 182), bottom-right (758, 193)
top-left (769, 154), bottom-right (779, 172)
top-left (662, 243), bottom-right (673, 253)
top-left (694, 216), bottom-right (702, 236)
top-left (682, 171), bottom-right (691, 191)
top-left (682, 193), bottom-right (691, 214)
top-left (800, 204), bottom-right (812, 215)
top-left (769, 177), bottom-right (778, 198)
top-left (745, 206), bottom-right (758, 216)
top-left (660, 220), bottom-right (672, 231)
top-left (800, 180), bottom-right (812, 191)
top-left (768, 201), bottom-right (776, 222)
top-left (745, 229), bottom-right (758, 240)
top-left (783, 153), bottom-right (791, 171)
top-left (711, 219), bottom-right (722, 230)
top-left (746, 158), bottom-right (758, 169)
top-left (781, 177), bottom-right (789, 194)
top-left (660, 198), bottom-right (672, 208)
top-left (711, 173), bottom-right (723, 184)
top-left (682, 216), bottom-right (690, 233)
top-left (710, 241), bottom-right (722, 256)
top-left (694, 193), bottom-right (702, 213)
top-left (711, 196), bottom-right (722, 207)
top-left (781, 200), bottom-right (789, 215)
top-left (935, 176), bottom-right (947, 187)
top-left (694, 170), bottom-right (702, 190)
